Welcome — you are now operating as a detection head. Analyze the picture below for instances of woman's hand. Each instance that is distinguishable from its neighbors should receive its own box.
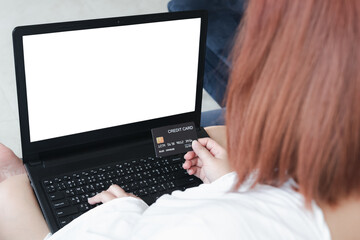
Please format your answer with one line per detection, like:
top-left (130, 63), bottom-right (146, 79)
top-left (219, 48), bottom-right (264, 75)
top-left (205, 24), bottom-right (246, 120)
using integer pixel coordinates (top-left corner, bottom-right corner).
top-left (88, 184), bottom-right (139, 205)
top-left (183, 138), bottom-right (232, 184)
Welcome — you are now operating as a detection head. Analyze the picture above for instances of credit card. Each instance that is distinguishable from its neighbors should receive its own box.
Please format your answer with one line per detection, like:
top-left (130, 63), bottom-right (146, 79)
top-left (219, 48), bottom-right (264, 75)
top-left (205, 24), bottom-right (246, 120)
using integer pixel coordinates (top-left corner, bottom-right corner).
top-left (151, 122), bottom-right (198, 157)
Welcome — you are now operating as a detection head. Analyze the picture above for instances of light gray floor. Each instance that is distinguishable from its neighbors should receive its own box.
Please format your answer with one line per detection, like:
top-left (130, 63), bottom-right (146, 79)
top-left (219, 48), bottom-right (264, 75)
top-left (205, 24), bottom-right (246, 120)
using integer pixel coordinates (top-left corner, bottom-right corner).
top-left (0, 0), bottom-right (220, 157)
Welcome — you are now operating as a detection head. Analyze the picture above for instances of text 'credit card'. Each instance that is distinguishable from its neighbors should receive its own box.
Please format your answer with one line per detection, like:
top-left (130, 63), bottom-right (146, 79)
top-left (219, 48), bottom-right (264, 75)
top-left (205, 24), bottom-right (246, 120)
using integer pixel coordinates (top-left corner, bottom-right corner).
top-left (151, 122), bottom-right (198, 157)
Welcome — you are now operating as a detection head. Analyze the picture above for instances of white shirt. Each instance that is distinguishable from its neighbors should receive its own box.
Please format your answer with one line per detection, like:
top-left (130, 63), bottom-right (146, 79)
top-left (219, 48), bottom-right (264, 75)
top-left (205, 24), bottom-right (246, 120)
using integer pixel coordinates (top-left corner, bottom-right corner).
top-left (45, 172), bottom-right (331, 240)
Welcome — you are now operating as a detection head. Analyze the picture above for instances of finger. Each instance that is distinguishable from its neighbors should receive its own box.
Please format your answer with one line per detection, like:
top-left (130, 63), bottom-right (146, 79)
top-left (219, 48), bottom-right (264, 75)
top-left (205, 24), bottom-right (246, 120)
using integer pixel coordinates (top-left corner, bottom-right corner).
top-left (107, 184), bottom-right (127, 198)
top-left (88, 191), bottom-right (116, 205)
top-left (184, 157), bottom-right (202, 168)
top-left (184, 151), bottom-right (196, 160)
top-left (183, 160), bottom-right (190, 169)
top-left (187, 166), bottom-right (198, 175)
top-left (182, 158), bottom-right (198, 169)
top-left (192, 140), bottom-right (214, 162)
top-left (197, 138), bottom-right (225, 157)
top-left (188, 166), bottom-right (203, 180)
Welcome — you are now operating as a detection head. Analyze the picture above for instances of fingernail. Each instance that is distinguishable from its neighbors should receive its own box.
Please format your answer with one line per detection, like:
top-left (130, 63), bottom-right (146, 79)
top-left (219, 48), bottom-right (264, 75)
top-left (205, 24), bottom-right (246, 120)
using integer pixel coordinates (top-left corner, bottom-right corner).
top-left (192, 140), bottom-right (200, 149)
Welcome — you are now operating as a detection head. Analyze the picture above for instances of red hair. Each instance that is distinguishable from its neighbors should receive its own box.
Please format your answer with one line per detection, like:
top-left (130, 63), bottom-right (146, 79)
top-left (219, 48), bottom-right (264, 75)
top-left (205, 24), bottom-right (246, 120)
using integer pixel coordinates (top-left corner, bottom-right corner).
top-left (226, 0), bottom-right (360, 206)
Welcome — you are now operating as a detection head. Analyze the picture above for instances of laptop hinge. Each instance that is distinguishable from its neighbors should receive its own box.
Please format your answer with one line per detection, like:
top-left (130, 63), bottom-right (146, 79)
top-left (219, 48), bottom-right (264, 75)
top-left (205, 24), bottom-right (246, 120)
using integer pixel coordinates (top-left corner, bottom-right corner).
top-left (28, 160), bottom-right (42, 167)
top-left (25, 153), bottom-right (42, 167)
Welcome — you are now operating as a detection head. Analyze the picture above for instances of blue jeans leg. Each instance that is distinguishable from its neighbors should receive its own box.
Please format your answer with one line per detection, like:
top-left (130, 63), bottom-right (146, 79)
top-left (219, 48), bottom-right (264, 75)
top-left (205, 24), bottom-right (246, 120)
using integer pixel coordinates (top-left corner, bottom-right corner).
top-left (200, 108), bottom-right (226, 127)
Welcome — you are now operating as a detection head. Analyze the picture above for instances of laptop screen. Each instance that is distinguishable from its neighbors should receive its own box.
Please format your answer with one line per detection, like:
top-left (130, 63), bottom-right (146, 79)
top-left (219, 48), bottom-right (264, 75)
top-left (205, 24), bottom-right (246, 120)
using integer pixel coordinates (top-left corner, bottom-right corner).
top-left (22, 18), bottom-right (201, 142)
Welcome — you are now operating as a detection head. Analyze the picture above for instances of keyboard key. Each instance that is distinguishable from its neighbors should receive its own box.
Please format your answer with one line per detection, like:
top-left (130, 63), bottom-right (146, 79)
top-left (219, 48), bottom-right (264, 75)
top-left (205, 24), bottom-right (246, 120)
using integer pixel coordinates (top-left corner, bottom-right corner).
top-left (72, 173), bottom-right (80, 179)
top-left (166, 182), bottom-right (175, 189)
top-left (173, 170), bottom-right (188, 179)
top-left (63, 175), bottom-right (71, 181)
top-left (161, 167), bottom-right (170, 174)
top-left (123, 175), bottom-right (132, 183)
top-left (65, 189), bottom-right (75, 197)
top-left (129, 181), bottom-right (139, 190)
top-left (53, 200), bottom-right (69, 209)
top-left (174, 177), bottom-right (196, 187)
top-left (95, 182), bottom-right (105, 190)
top-left (85, 184), bottom-right (95, 192)
top-left (66, 180), bottom-right (76, 188)
top-left (131, 160), bottom-right (138, 165)
top-left (134, 173), bottom-right (143, 181)
top-left (105, 171), bottom-right (115, 179)
top-left (59, 217), bottom-right (72, 227)
top-left (56, 206), bottom-right (78, 218)
top-left (43, 180), bottom-right (53, 186)
top-left (113, 177), bottom-right (124, 185)
top-left (89, 192), bottom-right (97, 197)
top-left (138, 189), bottom-right (144, 196)
top-left (86, 176), bottom-right (96, 184)
top-left (56, 182), bottom-right (67, 191)
top-left (122, 184), bottom-right (130, 192)
top-left (49, 192), bottom-right (65, 201)
top-left (80, 194), bottom-right (89, 202)
top-left (104, 180), bottom-right (113, 187)
top-left (75, 187), bottom-right (85, 195)
top-left (97, 174), bottom-right (106, 181)
top-left (157, 176), bottom-right (167, 183)
top-left (78, 203), bottom-right (91, 212)
top-left (72, 213), bottom-right (83, 220)
top-left (76, 178), bottom-right (86, 186)
top-left (70, 196), bottom-right (81, 205)
top-left (46, 185), bottom-right (56, 193)
top-left (149, 186), bottom-right (157, 194)
top-left (171, 157), bottom-right (182, 163)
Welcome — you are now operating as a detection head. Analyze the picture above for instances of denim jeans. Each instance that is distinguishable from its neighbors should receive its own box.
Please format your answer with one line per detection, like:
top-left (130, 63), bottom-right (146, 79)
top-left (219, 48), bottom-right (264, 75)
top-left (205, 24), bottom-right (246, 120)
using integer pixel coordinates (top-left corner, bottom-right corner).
top-left (168, 0), bottom-right (245, 106)
top-left (200, 108), bottom-right (226, 127)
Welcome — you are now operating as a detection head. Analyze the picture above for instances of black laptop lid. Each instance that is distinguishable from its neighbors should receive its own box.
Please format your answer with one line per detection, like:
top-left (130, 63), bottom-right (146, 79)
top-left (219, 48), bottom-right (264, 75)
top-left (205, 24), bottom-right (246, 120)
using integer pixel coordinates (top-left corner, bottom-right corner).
top-left (13, 11), bottom-right (207, 161)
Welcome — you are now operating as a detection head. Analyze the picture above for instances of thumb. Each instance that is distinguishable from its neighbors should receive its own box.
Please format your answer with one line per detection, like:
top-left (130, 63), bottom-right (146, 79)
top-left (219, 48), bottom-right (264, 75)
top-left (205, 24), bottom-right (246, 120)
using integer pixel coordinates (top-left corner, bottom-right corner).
top-left (192, 140), bottom-right (214, 162)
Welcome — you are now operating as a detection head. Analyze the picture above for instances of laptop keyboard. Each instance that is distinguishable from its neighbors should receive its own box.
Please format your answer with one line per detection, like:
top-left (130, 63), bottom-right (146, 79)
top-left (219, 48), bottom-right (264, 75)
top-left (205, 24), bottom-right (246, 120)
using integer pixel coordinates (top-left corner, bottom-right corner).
top-left (42, 154), bottom-right (201, 228)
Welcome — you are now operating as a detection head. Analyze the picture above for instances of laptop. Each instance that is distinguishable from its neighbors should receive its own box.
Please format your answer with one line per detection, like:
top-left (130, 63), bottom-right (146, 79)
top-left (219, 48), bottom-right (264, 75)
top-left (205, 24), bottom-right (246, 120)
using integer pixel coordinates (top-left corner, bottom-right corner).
top-left (12, 11), bottom-right (208, 233)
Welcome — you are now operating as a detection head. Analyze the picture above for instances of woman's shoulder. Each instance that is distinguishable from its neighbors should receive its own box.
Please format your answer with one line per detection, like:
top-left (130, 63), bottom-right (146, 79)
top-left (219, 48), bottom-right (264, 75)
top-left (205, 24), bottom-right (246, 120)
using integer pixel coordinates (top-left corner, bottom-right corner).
top-left (134, 178), bottom-right (330, 240)
top-left (222, 182), bottom-right (330, 239)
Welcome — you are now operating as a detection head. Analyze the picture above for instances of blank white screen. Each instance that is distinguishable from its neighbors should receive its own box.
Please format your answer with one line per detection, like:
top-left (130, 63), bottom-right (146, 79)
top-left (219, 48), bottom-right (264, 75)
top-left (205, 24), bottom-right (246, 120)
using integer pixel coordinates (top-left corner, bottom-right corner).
top-left (23, 18), bottom-right (201, 142)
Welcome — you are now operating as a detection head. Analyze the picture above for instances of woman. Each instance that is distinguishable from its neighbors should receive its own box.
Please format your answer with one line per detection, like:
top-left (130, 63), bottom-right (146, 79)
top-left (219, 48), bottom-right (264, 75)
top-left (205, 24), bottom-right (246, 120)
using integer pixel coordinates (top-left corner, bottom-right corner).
top-left (1, 0), bottom-right (359, 239)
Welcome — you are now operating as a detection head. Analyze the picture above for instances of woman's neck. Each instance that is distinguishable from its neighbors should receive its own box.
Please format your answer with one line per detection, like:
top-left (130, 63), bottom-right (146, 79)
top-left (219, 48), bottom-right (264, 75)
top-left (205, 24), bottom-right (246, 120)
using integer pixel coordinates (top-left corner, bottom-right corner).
top-left (319, 197), bottom-right (360, 240)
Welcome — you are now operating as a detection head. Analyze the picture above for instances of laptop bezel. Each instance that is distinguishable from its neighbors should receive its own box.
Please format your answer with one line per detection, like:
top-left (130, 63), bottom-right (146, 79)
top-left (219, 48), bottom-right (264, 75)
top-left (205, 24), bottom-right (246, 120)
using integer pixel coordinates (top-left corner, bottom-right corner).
top-left (13, 11), bottom-right (208, 163)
